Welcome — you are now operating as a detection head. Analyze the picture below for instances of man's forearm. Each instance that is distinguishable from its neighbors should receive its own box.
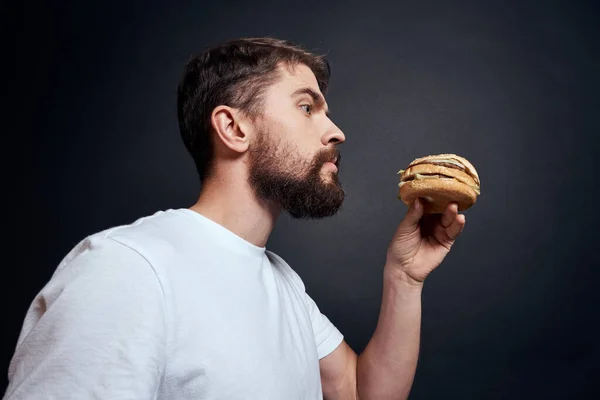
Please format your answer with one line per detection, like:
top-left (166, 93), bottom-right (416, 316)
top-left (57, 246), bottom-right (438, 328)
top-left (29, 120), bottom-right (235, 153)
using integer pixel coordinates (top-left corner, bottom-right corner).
top-left (356, 265), bottom-right (423, 400)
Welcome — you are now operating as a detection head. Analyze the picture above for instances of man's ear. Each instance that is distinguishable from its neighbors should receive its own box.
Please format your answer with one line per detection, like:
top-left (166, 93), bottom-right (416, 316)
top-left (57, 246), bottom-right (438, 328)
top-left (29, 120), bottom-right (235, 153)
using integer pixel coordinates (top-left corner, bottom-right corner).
top-left (210, 105), bottom-right (251, 153)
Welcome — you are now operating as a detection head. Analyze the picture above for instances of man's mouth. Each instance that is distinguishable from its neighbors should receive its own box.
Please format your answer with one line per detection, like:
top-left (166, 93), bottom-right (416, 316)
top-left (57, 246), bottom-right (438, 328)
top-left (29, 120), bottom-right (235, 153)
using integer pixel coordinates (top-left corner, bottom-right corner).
top-left (323, 158), bottom-right (338, 170)
top-left (323, 158), bottom-right (339, 173)
top-left (319, 148), bottom-right (340, 169)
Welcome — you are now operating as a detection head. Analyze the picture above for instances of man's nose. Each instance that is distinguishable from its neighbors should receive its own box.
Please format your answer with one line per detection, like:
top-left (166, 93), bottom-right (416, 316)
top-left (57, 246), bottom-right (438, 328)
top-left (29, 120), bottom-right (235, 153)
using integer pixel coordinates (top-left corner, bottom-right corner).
top-left (321, 120), bottom-right (346, 146)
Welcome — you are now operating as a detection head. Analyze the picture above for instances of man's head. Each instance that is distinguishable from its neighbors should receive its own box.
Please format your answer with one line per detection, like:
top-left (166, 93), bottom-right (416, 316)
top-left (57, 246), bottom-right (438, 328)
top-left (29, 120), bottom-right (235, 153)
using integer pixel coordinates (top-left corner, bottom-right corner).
top-left (177, 37), bottom-right (346, 219)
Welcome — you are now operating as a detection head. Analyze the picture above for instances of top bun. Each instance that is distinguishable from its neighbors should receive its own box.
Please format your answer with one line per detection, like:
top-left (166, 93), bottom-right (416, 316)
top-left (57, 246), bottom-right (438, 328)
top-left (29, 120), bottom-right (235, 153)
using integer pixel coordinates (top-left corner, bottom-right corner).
top-left (407, 153), bottom-right (480, 185)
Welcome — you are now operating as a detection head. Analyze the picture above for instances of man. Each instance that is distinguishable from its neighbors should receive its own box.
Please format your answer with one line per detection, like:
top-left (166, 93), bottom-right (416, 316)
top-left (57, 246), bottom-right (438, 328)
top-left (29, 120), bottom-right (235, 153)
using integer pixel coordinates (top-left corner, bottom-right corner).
top-left (5, 37), bottom-right (466, 399)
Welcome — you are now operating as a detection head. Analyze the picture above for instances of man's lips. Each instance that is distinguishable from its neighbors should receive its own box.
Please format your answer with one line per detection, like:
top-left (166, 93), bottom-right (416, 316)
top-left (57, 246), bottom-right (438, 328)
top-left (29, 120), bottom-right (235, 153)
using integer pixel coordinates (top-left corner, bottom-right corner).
top-left (320, 150), bottom-right (340, 169)
top-left (324, 160), bottom-right (338, 171)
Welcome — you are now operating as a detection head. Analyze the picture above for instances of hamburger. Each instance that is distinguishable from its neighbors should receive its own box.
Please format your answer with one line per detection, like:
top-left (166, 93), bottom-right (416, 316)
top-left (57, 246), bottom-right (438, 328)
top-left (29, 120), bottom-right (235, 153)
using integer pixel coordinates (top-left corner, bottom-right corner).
top-left (397, 154), bottom-right (481, 214)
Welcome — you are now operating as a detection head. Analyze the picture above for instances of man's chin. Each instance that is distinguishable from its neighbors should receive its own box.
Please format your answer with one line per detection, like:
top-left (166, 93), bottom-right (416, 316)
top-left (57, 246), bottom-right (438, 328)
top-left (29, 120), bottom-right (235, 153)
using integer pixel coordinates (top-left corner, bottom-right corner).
top-left (248, 155), bottom-right (344, 219)
top-left (320, 165), bottom-right (340, 180)
top-left (287, 203), bottom-right (344, 219)
top-left (287, 186), bottom-right (345, 220)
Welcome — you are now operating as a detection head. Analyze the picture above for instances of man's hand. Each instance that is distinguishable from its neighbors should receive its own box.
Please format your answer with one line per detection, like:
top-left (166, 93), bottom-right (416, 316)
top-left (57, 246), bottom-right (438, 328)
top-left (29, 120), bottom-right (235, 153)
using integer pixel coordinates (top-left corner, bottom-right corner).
top-left (385, 198), bottom-right (466, 286)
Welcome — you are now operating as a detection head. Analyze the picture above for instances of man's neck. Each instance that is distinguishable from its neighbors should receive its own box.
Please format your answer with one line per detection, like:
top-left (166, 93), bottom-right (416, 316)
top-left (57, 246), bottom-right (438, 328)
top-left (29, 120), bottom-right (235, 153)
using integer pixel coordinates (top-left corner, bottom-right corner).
top-left (188, 175), bottom-right (280, 248)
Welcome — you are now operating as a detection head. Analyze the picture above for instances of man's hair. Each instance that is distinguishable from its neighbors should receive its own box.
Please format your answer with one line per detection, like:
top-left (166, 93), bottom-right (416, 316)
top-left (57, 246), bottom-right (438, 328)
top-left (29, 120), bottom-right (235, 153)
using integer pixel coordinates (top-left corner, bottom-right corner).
top-left (177, 37), bottom-right (331, 183)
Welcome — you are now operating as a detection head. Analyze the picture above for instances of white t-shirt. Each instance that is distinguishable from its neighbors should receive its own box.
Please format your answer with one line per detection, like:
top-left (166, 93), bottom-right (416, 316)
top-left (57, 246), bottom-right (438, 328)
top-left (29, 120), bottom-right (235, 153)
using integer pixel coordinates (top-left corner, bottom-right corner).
top-left (5, 209), bottom-right (344, 399)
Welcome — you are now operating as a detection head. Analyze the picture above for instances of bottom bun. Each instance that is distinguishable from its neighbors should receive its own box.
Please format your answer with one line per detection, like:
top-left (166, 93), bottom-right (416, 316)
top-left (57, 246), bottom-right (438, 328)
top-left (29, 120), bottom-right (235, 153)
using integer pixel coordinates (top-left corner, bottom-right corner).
top-left (398, 179), bottom-right (477, 213)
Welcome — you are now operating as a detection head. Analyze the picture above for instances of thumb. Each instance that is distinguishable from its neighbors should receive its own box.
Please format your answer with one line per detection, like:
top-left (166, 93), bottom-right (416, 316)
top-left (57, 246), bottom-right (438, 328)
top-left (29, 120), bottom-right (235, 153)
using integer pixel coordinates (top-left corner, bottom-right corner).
top-left (399, 198), bottom-right (424, 230)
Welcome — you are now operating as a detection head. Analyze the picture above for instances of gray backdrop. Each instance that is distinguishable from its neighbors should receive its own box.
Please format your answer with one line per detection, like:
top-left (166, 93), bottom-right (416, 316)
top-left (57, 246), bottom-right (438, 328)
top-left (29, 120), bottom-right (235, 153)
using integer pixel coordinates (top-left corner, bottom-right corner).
top-left (8, 0), bottom-right (599, 398)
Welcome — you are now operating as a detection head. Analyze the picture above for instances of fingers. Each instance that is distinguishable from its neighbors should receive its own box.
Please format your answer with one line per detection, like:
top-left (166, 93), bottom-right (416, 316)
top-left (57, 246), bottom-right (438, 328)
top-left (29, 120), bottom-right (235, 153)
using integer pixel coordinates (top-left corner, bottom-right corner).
top-left (441, 203), bottom-right (458, 228)
top-left (397, 198), bottom-right (424, 233)
top-left (446, 214), bottom-right (466, 240)
top-left (433, 213), bottom-right (466, 248)
top-left (442, 203), bottom-right (465, 241)
top-left (398, 200), bottom-right (465, 244)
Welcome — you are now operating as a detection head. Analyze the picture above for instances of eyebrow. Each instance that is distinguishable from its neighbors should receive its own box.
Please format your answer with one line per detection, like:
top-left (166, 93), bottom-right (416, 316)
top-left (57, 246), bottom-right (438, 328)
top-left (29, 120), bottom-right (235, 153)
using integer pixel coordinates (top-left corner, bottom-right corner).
top-left (291, 87), bottom-right (331, 116)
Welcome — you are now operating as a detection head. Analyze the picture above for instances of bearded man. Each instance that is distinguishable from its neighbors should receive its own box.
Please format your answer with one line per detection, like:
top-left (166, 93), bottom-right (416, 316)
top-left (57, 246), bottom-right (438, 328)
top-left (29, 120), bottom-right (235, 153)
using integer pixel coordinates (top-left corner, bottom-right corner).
top-left (5, 37), bottom-right (466, 400)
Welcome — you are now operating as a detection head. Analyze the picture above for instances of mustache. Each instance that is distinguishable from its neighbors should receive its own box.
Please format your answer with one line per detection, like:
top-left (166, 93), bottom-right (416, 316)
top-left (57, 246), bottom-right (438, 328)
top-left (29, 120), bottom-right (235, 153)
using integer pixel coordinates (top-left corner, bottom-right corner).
top-left (315, 147), bottom-right (341, 167)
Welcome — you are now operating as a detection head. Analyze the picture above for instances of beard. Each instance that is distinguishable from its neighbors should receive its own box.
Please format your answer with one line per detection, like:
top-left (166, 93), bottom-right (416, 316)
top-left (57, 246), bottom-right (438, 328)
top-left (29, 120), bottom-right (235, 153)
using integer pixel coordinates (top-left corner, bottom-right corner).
top-left (248, 131), bottom-right (345, 219)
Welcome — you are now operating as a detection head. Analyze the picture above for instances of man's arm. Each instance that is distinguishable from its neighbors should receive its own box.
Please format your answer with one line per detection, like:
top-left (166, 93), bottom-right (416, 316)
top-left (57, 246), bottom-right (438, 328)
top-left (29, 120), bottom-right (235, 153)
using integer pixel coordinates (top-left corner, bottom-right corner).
top-left (4, 238), bottom-right (167, 399)
top-left (319, 270), bottom-right (422, 400)
top-left (320, 200), bottom-right (465, 400)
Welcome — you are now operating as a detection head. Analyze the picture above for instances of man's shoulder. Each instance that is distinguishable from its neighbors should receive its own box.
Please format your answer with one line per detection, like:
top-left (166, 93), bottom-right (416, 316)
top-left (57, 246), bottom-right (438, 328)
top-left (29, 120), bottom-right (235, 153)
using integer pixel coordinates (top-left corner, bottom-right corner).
top-left (55, 209), bottom-right (195, 274)
top-left (99, 208), bottom-right (203, 256)
top-left (102, 208), bottom-right (187, 240)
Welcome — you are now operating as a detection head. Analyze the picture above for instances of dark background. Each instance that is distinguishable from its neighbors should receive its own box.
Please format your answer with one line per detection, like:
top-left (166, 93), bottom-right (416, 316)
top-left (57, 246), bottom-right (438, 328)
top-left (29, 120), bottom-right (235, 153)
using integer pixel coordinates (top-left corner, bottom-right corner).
top-left (7, 0), bottom-right (599, 398)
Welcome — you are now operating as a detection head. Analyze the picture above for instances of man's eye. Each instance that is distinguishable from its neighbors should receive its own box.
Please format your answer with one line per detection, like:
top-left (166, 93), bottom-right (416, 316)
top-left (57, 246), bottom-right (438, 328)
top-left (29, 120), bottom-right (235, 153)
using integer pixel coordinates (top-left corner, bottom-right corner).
top-left (300, 104), bottom-right (312, 114)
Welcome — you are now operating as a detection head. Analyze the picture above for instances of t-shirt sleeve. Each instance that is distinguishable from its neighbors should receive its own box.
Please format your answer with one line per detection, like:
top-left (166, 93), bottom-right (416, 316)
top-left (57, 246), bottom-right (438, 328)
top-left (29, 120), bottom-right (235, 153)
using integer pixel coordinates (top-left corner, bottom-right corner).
top-left (303, 290), bottom-right (345, 359)
top-left (4, 237), bottom-right (167, 399)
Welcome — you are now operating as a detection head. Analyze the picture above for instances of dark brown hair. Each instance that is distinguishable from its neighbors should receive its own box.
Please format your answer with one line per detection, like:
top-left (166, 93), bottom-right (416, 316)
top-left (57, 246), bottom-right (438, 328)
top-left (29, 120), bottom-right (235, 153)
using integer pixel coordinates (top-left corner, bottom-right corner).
top-left (177, 37), bottom-right (331, 183)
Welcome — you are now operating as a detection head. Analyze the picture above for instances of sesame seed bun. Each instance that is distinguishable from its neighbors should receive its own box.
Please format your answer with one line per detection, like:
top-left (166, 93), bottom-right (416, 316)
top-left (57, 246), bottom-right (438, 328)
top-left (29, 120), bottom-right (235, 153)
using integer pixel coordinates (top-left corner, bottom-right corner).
top-left (397, 154), bottom-right (481, 213)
